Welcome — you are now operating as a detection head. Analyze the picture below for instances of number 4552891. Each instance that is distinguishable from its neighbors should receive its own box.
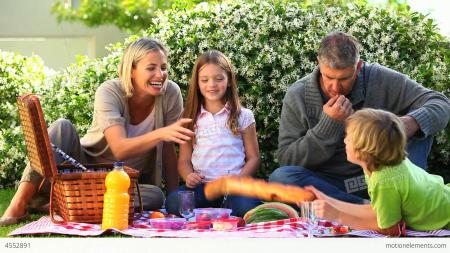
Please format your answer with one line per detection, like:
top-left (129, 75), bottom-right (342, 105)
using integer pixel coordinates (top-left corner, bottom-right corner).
top-left (4, 242), bottom-right (30, 249)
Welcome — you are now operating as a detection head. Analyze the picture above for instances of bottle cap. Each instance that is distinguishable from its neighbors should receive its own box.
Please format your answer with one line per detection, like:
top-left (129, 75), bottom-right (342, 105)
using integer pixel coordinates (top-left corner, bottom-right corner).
top-left (113, 161), bottom-right (125, 167)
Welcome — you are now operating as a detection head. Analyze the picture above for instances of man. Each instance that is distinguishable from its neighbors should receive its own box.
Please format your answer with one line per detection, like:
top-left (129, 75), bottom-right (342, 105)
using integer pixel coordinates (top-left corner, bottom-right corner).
top-left (269, 31), bottom-right (450, 203)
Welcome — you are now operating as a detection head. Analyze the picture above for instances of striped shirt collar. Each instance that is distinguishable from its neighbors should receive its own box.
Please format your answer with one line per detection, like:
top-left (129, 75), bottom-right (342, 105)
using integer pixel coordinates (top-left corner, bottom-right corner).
top-left (199, 102), bottom-right (231, 117)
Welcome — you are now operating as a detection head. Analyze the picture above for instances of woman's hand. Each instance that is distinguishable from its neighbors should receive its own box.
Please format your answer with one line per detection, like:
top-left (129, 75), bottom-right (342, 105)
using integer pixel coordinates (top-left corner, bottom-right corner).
top-left (158, 118), bottom-right (194, 144)
top-left (185, 172), bottom-right (205, 188)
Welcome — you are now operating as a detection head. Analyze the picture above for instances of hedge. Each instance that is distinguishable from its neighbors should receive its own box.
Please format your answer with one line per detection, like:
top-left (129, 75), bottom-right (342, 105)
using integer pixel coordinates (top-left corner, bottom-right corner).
top-left (0, 0), bottom-right (448, 187)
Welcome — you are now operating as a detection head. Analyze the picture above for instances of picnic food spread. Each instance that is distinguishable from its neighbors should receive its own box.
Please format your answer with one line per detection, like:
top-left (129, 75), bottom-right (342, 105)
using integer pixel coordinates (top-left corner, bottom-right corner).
top-left (204, 176), bottom-right (316, 204)
top-left (193, 208), bottom-right (232, 221)
top-left (243, 202), bottom-right (298, 224)
top-left (212, 218), bottom-right (240, 231)
top-left (149, 218), bottom-right (187, 230)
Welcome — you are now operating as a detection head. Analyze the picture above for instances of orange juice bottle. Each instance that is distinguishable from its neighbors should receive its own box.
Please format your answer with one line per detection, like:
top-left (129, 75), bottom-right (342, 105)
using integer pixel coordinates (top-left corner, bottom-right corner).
top-left (101, 162), bottom-right (130, 230)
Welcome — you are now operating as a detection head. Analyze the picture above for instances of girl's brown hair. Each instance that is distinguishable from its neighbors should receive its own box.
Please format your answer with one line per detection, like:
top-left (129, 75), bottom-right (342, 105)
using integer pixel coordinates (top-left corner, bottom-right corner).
top-left (183, 50), bottom-right (241, 135)
top-left (346, 108), bottom-right (407, 172)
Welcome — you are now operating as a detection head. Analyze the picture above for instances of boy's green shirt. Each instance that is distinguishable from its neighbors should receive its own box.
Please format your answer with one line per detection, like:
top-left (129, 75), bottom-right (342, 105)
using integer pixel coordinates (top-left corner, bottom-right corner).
top-left (366, 159), bottom-right (450, 230)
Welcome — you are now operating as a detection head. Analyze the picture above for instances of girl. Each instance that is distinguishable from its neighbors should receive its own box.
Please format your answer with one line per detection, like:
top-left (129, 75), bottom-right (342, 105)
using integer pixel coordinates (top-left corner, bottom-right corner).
top-left (306, 108), bottom-right (450, 235)
top-left (0, 38), bottom-right (194, 226)
top-left (166, 50), bottom-right (262, 217)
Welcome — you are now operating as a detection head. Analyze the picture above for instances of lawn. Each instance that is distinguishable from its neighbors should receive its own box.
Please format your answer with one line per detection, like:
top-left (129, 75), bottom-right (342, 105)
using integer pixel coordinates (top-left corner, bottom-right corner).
top-left (0, 188), bottom-right (130, 238)
top-left (0, 188), bottom-right (44, 237)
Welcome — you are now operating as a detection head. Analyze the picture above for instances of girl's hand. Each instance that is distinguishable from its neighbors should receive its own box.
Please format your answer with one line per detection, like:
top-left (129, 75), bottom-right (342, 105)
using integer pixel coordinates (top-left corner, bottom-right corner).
top-left (159, 118), bottom-right (194, 144)
top-left (186, 172), bottom-right (205, 188)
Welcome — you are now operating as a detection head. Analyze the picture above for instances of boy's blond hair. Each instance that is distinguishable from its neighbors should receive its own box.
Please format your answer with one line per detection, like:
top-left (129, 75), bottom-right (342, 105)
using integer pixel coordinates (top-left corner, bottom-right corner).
top-left (346, 108), bottom-right (407, 172)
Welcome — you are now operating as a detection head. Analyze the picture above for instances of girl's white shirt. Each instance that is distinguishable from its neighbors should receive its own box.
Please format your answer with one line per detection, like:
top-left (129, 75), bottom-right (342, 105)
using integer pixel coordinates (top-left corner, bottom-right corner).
top-left (191, 103), bottom-right (255, 181)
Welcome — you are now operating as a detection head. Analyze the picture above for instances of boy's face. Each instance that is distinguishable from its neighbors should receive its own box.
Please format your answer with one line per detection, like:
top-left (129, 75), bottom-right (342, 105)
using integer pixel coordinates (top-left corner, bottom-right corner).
top-left (344, 132), bottom-right (359, 166)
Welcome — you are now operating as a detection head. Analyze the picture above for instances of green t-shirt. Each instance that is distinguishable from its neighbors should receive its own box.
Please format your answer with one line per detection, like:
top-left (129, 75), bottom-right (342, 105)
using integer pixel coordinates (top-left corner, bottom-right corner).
top-left (367, 159), bottom-right (450, 231)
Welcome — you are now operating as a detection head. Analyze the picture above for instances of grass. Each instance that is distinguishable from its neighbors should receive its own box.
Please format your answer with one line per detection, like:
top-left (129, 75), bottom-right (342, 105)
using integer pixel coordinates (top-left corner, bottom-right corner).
top-left (0, 188), bottom-right (132, 238)
top-left (0, 188), bottom-right (44, 237)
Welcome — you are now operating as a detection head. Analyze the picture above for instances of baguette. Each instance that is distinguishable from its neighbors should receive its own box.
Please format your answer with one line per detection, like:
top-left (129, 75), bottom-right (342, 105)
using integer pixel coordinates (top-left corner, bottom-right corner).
top-left (204, 176), bottom-right (316, 204)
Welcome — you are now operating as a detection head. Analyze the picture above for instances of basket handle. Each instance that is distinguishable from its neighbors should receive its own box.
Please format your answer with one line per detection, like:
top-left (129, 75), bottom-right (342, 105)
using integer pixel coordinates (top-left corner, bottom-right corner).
top-left (49, 180), bottom-right (64, 224)
top-left (135, 181), bottom-right (143, 214)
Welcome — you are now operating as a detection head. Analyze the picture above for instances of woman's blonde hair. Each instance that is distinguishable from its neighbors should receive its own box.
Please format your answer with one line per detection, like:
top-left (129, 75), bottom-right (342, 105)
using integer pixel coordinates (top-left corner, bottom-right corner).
top-left (183, 50), bottom-right (241, 136)
top-left (118, 38), bottom-right (168, 97)
top-left (346, 108), bottom-right (407, 172)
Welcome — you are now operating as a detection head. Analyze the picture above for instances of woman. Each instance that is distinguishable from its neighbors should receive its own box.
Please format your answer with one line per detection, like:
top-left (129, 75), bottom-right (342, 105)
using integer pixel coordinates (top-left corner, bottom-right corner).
top-left (0, 38), bottom-right (194, 226)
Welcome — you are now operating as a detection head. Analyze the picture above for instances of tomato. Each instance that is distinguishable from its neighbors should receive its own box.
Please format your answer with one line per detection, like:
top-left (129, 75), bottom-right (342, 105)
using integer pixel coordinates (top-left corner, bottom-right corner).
top-left (150, 211), bottom-right (166, 219)
top-left (237, 217), bottom-right (246, 227)
top-left (196, 213), bottom-right (212, 221)
top-left (339, 226), bottom-right (349, 233)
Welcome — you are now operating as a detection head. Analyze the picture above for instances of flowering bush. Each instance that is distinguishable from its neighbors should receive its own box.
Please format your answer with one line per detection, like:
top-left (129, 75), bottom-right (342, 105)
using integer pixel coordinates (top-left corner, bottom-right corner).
top-left (0, 51), bottom-right (54, 188)
top-left (146, 0), bottom-right (449, 178)
top-left (0, 0), bottom-right (448, 187)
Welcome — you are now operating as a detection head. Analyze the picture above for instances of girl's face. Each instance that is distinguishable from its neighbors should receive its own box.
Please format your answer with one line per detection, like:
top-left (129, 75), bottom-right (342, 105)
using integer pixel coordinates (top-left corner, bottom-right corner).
top-left (131, 50), bottom-right (168, 96)
top-left (344, 132), bottom-right (359, 165)
top-left (198, 63), bottom-right (229, 105)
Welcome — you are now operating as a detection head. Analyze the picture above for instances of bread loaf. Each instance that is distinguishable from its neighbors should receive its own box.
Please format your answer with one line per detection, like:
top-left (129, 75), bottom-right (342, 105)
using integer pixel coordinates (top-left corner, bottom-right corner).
top-left (204, 176), bottom-right (315, 204)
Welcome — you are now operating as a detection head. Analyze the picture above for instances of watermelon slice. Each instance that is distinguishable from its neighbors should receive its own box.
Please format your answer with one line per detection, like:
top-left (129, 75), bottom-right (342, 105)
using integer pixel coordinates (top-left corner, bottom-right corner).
top-left (243, 202), bottom-right (299, 222)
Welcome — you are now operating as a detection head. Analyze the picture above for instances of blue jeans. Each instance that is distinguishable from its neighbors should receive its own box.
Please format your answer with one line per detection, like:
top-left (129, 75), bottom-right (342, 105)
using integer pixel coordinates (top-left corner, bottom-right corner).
top-left (269, 136), bottom-right (433, 204)
top-left (165, 184), bottom-right (262, 217)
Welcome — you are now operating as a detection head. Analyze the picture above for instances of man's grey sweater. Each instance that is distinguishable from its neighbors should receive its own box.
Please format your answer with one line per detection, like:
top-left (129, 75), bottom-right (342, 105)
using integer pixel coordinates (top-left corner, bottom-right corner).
top-left (278, 63), bottom-right (450, 177)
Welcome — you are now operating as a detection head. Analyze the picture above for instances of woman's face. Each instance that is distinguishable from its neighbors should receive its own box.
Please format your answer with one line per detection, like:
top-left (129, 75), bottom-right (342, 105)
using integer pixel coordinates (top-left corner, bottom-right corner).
top-left (198, 63), bottom-right (228, 105)
top-left (131, 50), bottom-right (168, 96)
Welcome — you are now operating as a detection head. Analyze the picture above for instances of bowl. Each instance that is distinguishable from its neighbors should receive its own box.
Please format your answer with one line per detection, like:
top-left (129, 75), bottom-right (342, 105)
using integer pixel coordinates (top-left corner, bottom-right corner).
top-left (211, 218), bottom-right (240, 231)
top-left (185, 221), bottom-right (212, 230)
top-left (149, 218), bottom-right (187, 230)
top-left (193, 208), bottom-right (232, 221)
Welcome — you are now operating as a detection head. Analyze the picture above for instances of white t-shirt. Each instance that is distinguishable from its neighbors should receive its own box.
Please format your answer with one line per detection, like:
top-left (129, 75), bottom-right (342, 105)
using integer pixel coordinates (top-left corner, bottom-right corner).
top-left (125, 109), bottom-right (155, 172)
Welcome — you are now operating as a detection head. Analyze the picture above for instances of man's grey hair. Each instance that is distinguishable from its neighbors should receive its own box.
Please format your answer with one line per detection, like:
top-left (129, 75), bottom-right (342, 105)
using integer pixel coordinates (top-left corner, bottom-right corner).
top-left (318, 31), bottom-right (360, 69)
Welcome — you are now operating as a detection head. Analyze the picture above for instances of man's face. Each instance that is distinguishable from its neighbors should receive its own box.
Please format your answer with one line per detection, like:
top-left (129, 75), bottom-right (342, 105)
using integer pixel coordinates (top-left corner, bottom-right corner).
top-left (318, 60), bottom-right (362, 98)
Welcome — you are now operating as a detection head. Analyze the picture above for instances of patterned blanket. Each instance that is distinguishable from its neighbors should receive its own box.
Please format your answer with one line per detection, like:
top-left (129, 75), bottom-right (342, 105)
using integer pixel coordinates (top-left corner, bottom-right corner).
top-left (9, 211), bottom-right (450, 238)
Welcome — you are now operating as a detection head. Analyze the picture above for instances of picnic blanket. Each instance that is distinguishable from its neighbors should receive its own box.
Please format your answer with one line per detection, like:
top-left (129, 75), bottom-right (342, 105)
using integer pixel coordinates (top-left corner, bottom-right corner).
top-left (9, 211), bottom-right (450, 238)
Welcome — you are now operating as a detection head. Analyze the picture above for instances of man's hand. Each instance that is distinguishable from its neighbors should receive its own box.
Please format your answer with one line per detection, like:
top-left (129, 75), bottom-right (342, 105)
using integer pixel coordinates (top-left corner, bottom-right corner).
top-left (323, 95), bottom-right (353, 122)
top-left (399, 115), bottom-right (420, 138)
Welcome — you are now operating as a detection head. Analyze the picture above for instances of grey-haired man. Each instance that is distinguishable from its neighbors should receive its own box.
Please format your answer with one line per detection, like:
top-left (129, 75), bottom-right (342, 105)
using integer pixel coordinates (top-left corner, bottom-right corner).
top-left (269, 31), bottom-right (450, 203)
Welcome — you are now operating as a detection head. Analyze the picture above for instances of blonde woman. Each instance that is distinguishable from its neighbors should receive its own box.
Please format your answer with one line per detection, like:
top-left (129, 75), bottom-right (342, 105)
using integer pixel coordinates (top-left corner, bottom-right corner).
top-left (0, 38), bottom-right (194, 226)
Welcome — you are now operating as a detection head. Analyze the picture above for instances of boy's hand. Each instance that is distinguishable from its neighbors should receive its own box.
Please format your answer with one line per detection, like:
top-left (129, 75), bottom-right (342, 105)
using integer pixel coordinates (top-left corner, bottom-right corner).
top-left (300, 186), bottom-right (339, 221)
top-left (305, 185), bottom-right (328, 200)
top-left (186, 172), bottom-right (205, 188)
top-left (311, 200), bottom-right (339, 221)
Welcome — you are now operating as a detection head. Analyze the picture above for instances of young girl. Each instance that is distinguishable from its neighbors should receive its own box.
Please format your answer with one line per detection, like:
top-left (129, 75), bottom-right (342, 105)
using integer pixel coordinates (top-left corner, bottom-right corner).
top-left (166, 50), bottom-right (262, 217)
top-left (307, 108), bottom-right (450, 235)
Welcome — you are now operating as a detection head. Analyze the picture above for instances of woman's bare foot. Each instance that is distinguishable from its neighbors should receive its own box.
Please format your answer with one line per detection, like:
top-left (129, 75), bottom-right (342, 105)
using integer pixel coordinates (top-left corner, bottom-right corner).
top-left (0, 182), bottom-right (37, 225)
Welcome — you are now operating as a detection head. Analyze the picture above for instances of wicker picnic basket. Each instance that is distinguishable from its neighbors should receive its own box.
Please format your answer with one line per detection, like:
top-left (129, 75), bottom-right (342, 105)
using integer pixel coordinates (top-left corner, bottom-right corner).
top-left (17, 93), bottom-right (142, 224)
